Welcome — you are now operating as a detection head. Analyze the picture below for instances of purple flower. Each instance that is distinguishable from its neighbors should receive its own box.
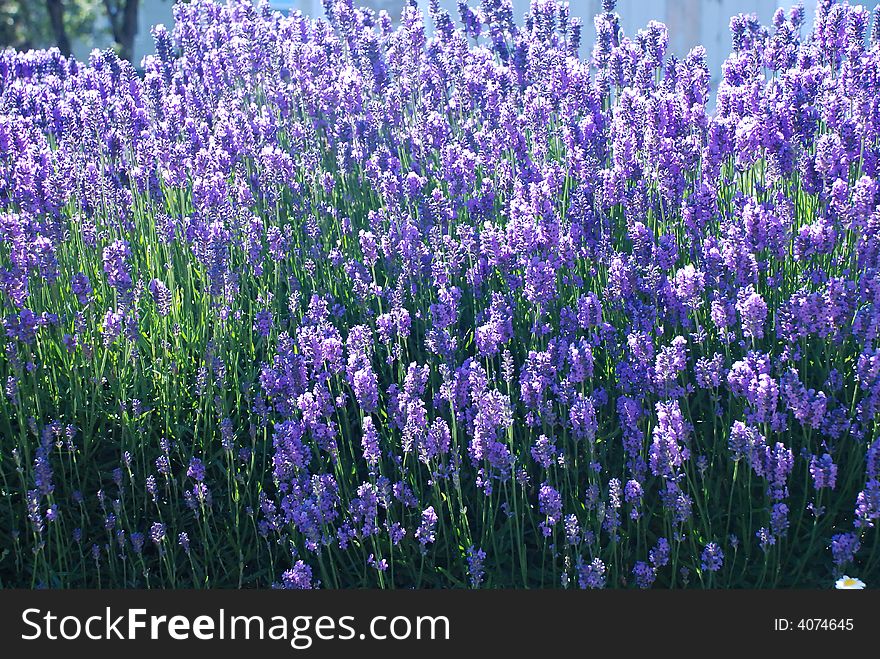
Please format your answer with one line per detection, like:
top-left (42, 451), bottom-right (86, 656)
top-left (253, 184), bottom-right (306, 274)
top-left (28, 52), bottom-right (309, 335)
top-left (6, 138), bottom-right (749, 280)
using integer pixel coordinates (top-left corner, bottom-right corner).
top-left (102, 240), bottom-right (132, 293)
top-left (220, 417), bottom-right (234, 451)
top-left (186, 457), bottom-right (205, 482)
top-left (661, 481), bottom-right (693, 525)
top-left (728, 421), bottom-right (764, 461)
top-left (393, 482), bottom-right (418, 508)
top-left (367, 554), bottom-right (389, 572)
top-left (386, 522), bottom-right (406, 546)
top-left (577, 558), bottom-right (607, 589)
top-left (351, 367), bottom-right (379, 413)
top-left (711, 298), bottom-right (735, 331)
top-left (654, 336), bottom-right (688, 387)
top-left (272, 419), bottom-right (309, 482)
top-left (830, 533), bottom-right (860, 569)
top-left (26, 489), bottom-right (44, 534)
top-left (564, 514), bottom-right (581, 545)
top-left (130, 532), bottom-right (145, 555)
top-left (3, 0), bottom-right (879, 593)
top-left (649, 538), bottom-right (670, 568)
top-left (475, 293), bottom-right (514, 358)
top-left (421, 417), bottom-right (451, 464)
top-left (649, 400), bottom-right (690, 478)
top-left (149, 279), bottom-right (171, 316)
top-left (101, 309), bottom-right (124, 345)
top-left (538, 483), bottom-right (563, 537)
top-left (673, 265), bottom-right (705, 308)
top-left (624, 479), bottom-right (643, 519)
top-left (530, 434), bottom-right (557, 469)
top-left (149, 522), bottom-right (166, 545)
top-left (567, 341), bottom-right (595, 384)
top-left (254, 309), bottom-right (273, 337)
top-left (279, 561), bottom-right (314, 589)
top-left (701, 542), bottom-right (724, 572)
top-left (359, 230), bottom-right (378, 267)
top-left (145, 474), bottom-right (159, 503)
top-left (736, 287), bottom-right (768, 341)
top-left (33, 443), bottom-right (53, 496)
top-left (695, 354), bottom-right (725, 389)
top-left (809, 454), bottom-right (837, 490)
top-left (6, 309), bottom-right (40, 344)
top-left (5, 375), bottom-right (18, 400)
top-left (569, 394), bottom-right (597, 442)
top-left (632, 561), bottom-right (655, 589)
top-left (361, 416), bottom-right (380, 469)
top-left (71, 273), bottom-right (92, 305)
top-left (855, 479), bottom-right (880, 528)
top-left (756, 527), bottom-right (776, 551)
top-left (415, 506), bottom-right (438, 546)
top-left (762, 443), bottom-right (794, 501)
top-left (466, 546), bottom-right (487, 587)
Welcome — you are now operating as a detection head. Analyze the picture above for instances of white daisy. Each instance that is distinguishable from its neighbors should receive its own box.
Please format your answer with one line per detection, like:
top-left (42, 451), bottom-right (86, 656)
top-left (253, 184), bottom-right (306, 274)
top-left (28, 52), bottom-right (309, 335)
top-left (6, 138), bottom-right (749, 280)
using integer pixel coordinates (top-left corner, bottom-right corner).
top-left (835, 576), bottom-right (866, 589)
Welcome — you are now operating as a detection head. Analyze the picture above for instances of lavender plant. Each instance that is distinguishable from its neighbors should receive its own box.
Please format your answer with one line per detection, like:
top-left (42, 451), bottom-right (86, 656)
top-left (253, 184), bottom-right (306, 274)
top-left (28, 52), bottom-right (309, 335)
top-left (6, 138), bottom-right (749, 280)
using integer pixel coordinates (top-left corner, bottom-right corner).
top-left (0, 0), bottom-right (878, 589)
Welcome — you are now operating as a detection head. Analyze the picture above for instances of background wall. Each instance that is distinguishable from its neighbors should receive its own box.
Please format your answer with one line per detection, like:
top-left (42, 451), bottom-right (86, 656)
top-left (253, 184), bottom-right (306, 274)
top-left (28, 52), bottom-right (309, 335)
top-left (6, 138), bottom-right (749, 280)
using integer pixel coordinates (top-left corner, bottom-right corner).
top-left (105, 0), bottom-right (818, 94)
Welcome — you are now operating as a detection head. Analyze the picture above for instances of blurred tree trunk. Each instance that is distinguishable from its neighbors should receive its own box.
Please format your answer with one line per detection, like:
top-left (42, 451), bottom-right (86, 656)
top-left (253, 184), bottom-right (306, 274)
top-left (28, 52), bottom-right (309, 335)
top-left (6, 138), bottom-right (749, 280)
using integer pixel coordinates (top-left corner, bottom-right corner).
top-left (102, 0), bottom-right (139, 63)
top-left (45, 0), bottom-right (72, 56)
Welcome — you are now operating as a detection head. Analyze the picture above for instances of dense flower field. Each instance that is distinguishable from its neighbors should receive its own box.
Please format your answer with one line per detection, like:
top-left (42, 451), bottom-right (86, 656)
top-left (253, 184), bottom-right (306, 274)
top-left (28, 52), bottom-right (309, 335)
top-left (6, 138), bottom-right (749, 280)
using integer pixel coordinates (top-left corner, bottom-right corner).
top-left (0, 0), bottom-right (878, 589)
